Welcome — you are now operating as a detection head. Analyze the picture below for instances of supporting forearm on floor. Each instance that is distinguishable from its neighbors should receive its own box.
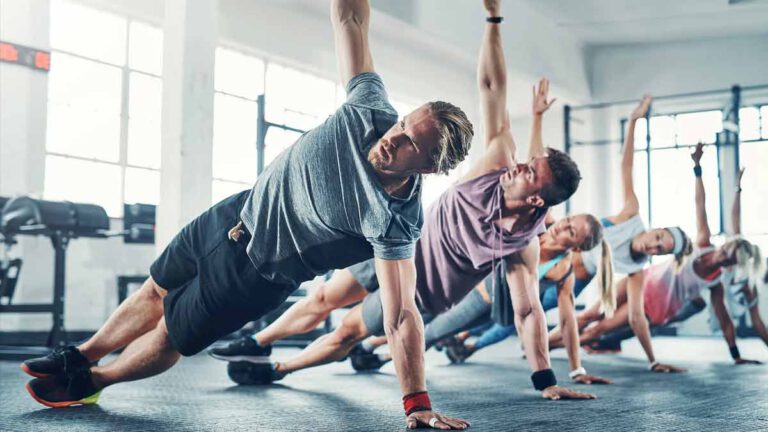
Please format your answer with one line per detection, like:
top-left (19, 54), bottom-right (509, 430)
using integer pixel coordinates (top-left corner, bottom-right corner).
top-left (629, 314), bottom-right (656, 363)
top-left (375, 258), bottom-right (426, 395)
top-left (559, 298), bottom-right (581, 371)
top-left (385, 307), bottom-right (426, 393)
top-left (517, 305), bottom-right (551, 372)
top-left (748, 306), bottom-right (768, 345)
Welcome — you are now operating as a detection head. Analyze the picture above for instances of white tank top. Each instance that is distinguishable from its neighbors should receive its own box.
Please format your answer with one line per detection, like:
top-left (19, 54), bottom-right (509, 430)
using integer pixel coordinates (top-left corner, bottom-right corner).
top-left (674, 247), bottom-right (720, 304)
top-left (582, 214), bottom-right (648, 276)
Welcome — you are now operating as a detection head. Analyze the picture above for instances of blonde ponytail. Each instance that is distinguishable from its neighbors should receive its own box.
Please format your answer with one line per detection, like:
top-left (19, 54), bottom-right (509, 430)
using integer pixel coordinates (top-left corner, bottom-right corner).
top-left (598, 239), bottom-right (616, 317)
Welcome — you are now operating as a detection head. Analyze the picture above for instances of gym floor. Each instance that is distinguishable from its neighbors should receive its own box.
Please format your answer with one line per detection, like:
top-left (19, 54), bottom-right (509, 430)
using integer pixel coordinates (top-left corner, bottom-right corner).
top-left (1, 337), bottom-right (766, 431)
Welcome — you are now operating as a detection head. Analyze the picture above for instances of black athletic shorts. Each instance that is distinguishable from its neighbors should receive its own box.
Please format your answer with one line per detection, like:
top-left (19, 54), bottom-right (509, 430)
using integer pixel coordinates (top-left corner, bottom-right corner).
top-left (150, 190), bottom-right (295, 356)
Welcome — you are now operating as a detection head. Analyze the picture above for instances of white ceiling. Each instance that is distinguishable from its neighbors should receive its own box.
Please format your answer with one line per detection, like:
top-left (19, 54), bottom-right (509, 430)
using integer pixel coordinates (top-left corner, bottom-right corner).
top-left (522, 0), bottom-right (768, 46)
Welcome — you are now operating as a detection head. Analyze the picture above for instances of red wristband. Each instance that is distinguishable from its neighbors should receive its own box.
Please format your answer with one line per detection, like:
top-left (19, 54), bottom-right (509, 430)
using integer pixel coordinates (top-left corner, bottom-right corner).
top-left (403, 391), bottom-right (431, 416)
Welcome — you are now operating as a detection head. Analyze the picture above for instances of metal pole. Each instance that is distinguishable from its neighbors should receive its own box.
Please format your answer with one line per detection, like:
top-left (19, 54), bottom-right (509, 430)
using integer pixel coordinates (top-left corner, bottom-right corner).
top-left (563, 104), bottom-right (571, 215)
top-left (644, 108), bottom-right (652, 227)
top-left (732, 85), bottom-right (741, 175)
top-left (619, 118), bottom-right (627, 149)
top-left (257, 94), bottom-right (267, 175)
top-left (49, 233), bottom-right (68, 347)
top-left (570, 86), bottom-right (745, 111)
top-left (727, 85), bottom-right (742, 235)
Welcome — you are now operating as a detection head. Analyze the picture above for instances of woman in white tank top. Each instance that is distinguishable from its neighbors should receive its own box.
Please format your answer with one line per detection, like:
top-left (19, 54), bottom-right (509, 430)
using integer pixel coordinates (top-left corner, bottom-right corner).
top-left (555, 143), bottom-right (765, 367)
top-left (718, 167), bottom-right (768, 347)
top-left (550, 97), bottom-right (692, 373)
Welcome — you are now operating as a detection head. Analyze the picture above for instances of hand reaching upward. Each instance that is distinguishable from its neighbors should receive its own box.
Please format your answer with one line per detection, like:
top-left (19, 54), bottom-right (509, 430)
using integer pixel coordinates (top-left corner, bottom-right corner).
top-left (630, 95), bottom-right (652, 121)
top-left (532, 78), bottom-right (556, 116)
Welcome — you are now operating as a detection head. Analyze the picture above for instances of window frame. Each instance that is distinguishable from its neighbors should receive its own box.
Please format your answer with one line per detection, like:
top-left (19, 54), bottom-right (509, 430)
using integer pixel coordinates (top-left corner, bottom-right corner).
top-left (45, 6), bottom-right (163, 218)
top-left (626, 109), bottom-right (725, 233)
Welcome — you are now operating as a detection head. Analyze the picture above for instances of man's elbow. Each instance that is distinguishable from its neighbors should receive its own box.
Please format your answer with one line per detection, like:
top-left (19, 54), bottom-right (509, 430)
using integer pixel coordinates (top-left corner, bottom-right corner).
top-left (331, 0), bottom-right (367, 25)
top-left (514, 301), bottom-right (542, 322)
top-left (383, 305), bottom-right (420, 335)
top-left (479, 77), bottom-right (506, 94)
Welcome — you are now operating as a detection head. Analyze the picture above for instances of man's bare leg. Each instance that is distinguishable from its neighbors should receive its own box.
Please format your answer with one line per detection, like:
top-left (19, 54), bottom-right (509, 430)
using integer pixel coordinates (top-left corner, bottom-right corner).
top-left (91, 317), bottom-right (181, 389)
top-left (255, 269), bottom-right (367, 346)
top-left (78, 277), bottom-right (166, 362)
top-left (275, 304), bottom-right (369, 375)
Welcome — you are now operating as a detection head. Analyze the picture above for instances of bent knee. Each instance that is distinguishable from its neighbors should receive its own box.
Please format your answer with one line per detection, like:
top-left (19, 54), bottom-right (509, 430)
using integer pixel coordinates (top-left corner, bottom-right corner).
top-left (311, 283), bottom-right (355, 312)
top-left (310, 285), bottom-right (336, 311)
top-left (154, 318), bottom-right (179, 351)
top-left (334, 317), bottom-right (368, 346)
top-left (145, 277), bottom-right (168, 300)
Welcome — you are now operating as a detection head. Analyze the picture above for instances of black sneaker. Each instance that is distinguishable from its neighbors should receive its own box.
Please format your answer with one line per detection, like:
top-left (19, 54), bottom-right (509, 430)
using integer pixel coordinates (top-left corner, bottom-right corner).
top-left (227, 361), bottom-right (285, 385)
top-left (433, 336), bottom-right (461, 352)
top-left (349, 347), bottom-right (391, 372)
top-left (208, 337), bottom-right (271, 363)
top-left (20, 346), bottom-right (92, 378)
top-left (446, 343), bottom-right (474, 364)
top-left (26, 366), bottom-right (101, 408)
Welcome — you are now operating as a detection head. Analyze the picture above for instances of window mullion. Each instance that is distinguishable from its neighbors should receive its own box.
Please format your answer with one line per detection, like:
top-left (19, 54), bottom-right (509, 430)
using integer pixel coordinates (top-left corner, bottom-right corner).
top-left (118, 20), bottom-right (131, 217)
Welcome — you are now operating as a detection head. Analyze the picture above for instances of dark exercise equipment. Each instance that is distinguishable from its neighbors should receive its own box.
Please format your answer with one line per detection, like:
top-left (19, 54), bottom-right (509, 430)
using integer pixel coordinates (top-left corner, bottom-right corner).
top-left (227, 361), bottom-right (275, 385)
top-left (0, 197), bottom-right (154, 360)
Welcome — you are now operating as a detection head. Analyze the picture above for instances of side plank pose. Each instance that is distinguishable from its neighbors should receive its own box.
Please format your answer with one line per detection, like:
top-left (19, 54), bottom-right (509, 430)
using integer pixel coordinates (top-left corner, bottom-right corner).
top-left (547, 95), bottom-right (690, 373)
top-left (21, 1), bottom-right (475, 428)
top-left (211, 0), bottom-right (593, 404)
top-left (577, 147), bottom-right (767, 363)
top-left (719, 168), bottom-right (768, 346)
top-left (364, 209), bottom-right (615, 386)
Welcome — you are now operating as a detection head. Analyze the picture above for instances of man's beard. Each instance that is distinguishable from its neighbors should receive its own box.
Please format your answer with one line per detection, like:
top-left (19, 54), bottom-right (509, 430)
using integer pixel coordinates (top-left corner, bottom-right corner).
top-left (368, 144), bottom-right (387, 170)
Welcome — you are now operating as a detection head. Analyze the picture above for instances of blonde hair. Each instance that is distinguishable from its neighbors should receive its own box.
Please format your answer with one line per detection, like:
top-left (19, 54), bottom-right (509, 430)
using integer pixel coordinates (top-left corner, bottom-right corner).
top-left (580, 215), bottom-right (615, 317)
top-left (671, 230), bottom-right (694, 272)
top-left (596, 240), bottom-right (616, 317)
top-left (428, 101), bottom-right (474, 175)
top-left (732, 238), bottom-right (765, 294)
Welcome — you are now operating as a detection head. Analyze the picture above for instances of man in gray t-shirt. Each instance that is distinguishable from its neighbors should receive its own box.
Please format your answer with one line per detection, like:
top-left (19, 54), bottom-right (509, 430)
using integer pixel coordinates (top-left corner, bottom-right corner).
top-left (240, 72), bottom-right (423, 286)
top-left (22, 1), bottom-right (473, 427)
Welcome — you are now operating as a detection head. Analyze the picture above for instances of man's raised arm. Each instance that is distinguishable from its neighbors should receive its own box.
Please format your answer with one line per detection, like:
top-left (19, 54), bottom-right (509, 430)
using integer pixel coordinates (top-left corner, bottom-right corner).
top-left (477, 0), bottom-right (509, 147)
top-left (331, 0), bottom-right (375, 87)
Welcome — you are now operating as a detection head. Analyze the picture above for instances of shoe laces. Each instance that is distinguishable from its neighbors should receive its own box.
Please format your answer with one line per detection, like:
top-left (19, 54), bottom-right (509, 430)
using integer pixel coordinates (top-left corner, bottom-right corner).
top-left (46, 345), bottom-right (72, 362)
top-left (60, 360), bottom-right (92, 397)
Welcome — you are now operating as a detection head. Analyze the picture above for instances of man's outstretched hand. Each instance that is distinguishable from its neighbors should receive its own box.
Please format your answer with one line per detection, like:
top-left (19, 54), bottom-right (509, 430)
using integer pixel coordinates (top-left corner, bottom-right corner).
top-left (532, 78), bottom-right (556, 115)
top-left (407, 410), bottom-right (470, 430)
top-left (483, 0), bottom-right (501, 16)
top-left (542, 385), bottom-right (596, 400)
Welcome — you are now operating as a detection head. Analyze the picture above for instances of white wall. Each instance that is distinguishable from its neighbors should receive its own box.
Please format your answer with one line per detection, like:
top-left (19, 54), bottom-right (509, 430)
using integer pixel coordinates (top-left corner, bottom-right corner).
top-left (589, 35), bottom-right (768, 102)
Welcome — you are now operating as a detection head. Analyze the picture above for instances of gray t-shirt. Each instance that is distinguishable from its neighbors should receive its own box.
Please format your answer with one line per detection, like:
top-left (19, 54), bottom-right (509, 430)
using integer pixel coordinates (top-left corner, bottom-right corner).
top-left (241, 73), bottom-right (423, 286)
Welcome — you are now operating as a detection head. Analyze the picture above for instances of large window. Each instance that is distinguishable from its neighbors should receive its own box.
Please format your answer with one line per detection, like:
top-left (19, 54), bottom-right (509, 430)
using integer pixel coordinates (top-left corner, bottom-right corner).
top-left (210, 47), bottom-right (264, 203)
top-left (631, 110), bottom-right (723, 237)
top-left (45, 0), bottom-right (162, 217)
top-left (210, 51), bottom-right (434, 205)
top-left (738, 105), bottom-right (768, 253)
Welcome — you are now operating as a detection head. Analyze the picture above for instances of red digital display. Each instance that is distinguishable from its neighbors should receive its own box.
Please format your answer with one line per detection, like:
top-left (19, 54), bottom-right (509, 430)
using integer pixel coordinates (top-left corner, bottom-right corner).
top-left (0, 40), bottom-right (50, 72)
